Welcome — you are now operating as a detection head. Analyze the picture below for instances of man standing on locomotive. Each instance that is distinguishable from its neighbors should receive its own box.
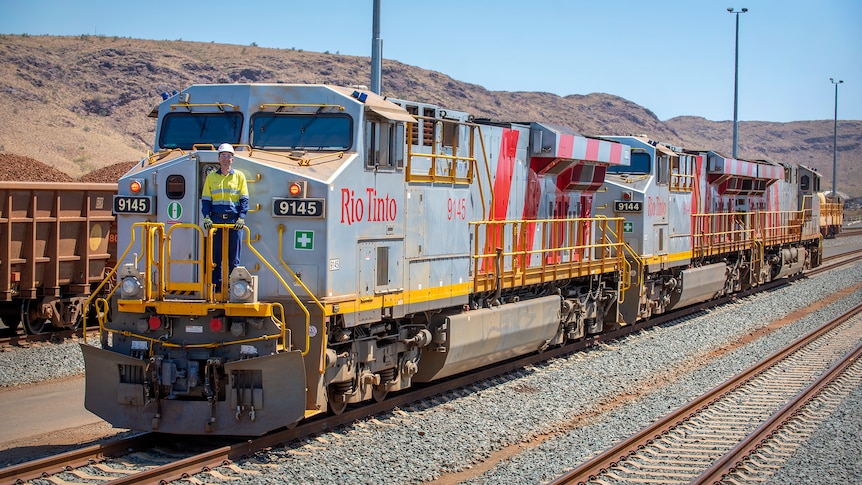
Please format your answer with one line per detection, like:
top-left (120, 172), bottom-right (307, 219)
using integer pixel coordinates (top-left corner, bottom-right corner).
top-left (200, 143), bottom-right (249, 293)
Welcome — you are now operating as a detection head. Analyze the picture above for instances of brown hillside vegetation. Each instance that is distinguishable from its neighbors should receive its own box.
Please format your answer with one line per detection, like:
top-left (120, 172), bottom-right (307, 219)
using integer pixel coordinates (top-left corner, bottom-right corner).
top-left (0, 34), bottom-right (860, 196)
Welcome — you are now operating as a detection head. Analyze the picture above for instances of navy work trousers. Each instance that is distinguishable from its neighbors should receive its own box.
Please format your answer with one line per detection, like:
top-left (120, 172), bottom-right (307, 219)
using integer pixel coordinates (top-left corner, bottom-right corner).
top-left (210, 215), bottom-right (241, 291)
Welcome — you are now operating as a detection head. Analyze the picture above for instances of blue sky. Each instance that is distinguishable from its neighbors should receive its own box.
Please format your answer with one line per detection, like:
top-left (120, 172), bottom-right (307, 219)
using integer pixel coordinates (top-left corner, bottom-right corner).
top-left (0, 0), bottom-right (859, 122)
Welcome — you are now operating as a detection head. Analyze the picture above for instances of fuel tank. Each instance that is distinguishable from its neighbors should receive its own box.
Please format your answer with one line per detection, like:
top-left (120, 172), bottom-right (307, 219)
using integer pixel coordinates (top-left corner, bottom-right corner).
top-left (413, 295), bottom-right (561, 382)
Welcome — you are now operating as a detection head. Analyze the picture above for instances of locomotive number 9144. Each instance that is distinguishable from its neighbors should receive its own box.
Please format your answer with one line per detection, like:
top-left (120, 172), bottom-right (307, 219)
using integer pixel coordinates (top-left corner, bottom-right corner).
top-left (614, 200), bottom-right (643, 212)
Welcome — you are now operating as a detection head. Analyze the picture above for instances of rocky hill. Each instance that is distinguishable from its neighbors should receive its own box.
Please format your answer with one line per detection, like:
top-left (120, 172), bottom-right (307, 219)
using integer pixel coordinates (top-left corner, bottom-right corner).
top-left (1, 34), bottom-right (859, 196)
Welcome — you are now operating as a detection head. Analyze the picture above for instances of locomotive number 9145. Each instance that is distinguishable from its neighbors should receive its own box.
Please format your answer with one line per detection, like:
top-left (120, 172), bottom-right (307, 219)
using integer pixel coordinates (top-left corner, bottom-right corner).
top-left (272, 198), bottom-right (325, 217)
top-left (113, 195), bottom-right (153, 214)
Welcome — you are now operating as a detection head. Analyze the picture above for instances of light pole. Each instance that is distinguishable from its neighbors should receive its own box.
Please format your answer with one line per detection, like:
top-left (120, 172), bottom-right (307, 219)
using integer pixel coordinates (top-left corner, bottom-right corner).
top-left (727, 7), bottom-right (747, 159)
top-left (370, 0), bottom-right (382, 95)
top-left (830, 78), bottom-right (843, 198)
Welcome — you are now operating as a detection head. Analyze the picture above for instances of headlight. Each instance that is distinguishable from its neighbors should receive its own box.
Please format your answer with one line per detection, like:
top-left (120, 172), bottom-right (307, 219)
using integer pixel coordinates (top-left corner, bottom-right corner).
top-left (231, 279), bottom-right (253, 301)
top-left (120, 276), bottom-right (143, 299)
top-left (227, 266), bottom-right (257, 303)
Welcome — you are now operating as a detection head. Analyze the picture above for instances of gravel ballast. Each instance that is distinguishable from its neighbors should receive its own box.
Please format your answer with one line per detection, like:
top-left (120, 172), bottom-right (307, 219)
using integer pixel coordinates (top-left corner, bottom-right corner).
top-left (248, 248), bottom-right (862, 484)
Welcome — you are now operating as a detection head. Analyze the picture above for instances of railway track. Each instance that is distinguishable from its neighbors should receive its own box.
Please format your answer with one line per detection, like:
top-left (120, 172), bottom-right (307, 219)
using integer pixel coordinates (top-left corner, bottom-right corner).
top-left (2, 251), bottom-right (861, 484)
top-left (0, 326), bottom-right (92, 348)
top-left (549, 302), bottom-right (862, 485)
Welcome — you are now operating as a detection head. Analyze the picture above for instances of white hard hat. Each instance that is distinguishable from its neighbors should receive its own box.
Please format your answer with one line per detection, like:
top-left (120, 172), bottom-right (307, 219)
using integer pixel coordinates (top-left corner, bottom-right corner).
top-left (217, 143), bottom-right (235, 154)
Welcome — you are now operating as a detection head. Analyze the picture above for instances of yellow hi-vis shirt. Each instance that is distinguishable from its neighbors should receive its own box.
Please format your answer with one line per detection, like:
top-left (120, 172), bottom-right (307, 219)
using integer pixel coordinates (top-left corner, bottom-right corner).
top-left (201, 168), bottom-right (249, 218)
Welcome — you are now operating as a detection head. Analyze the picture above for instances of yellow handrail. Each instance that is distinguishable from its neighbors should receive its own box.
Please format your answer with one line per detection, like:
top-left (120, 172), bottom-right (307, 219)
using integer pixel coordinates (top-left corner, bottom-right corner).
top-left (596, 216), bottom-right (644, 303)
top-left (404, 116), bottom-right (479, 185)
top-left (85, 222), bottom-right (314, 356)
top-left (83, 222), bottom-right (163, 342)
top-left (470, 216), bottom-right (625, 294)
top-left (276, 224), bottom-right (328, 372)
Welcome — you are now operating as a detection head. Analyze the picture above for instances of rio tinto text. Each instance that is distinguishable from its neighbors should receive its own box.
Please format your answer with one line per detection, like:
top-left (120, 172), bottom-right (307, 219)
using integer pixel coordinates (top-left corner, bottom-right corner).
top-left (341, 188), bottom-right (398, 225)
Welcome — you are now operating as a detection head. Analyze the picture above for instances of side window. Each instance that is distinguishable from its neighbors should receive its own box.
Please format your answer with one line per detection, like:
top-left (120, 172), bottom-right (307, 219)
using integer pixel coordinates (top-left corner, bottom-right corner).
top-left (670, 154), bottom-right (694, 192)
top-left (365, 119), bottom-right (404, 170)
top-left (800, 174), bottom-right (810, 191)
top-left (656, 155), bottom-right (669, 185)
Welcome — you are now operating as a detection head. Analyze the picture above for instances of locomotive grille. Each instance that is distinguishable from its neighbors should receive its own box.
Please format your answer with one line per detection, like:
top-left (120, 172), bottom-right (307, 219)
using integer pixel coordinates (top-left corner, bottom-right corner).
top-left (119, 363), bottom-right (145, 384)
top-left (405, 106), bottom-right (436, 146)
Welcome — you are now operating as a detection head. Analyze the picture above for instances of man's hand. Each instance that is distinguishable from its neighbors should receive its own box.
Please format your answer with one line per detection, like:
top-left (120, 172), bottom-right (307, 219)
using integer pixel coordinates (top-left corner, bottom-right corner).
top-left (234, 217), bottom-right (245, 231)
top-left (202, 217), bottom-right (213, 231)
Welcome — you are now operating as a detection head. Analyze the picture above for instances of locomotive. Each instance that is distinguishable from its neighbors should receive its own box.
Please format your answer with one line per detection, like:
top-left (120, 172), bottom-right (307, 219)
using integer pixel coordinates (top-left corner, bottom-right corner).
top-left (592, 136), bottom-right (823, 324)
top-left (80, 83), bottom-right (823, 436)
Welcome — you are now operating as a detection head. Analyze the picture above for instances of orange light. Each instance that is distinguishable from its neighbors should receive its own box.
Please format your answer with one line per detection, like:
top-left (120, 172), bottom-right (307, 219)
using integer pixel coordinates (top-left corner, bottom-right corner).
top-left (148, 315), bottom-right (162, 330)
top-left (210, 317), bottom-right (223, 332)
top-left (289, 182), bottom-right (302, 197)
top-left (130, 180), bottom-right (142, 194)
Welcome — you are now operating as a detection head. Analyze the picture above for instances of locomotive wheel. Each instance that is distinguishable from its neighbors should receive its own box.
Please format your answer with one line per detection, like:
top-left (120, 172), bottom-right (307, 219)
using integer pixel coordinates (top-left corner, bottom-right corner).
top-left (21, 300), bottom-right (51, 335)
top-left (328, 393), bottom-right (348, 415)
top-left (372, 387), bottom-right (388, 403)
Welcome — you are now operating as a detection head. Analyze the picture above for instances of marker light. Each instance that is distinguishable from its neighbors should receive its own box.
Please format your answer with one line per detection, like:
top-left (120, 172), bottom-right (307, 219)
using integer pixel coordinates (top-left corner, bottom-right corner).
top-left (148, 315), bottom-right (162, 331)
top-left (129, 180), bottom-right (143, 194)
top-left (289, 182), bottom-right (303, 197)
top-left (209, 317), bottom-right (223, 333)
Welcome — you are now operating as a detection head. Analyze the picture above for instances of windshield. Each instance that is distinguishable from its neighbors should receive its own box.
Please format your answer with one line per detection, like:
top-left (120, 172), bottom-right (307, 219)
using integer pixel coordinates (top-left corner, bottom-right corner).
top-left (158, 112), bottom-right (243, 150)
top-left (251, 113), bottom-right (352, 150)
top-left (607, 152), bottom-right (650, 174)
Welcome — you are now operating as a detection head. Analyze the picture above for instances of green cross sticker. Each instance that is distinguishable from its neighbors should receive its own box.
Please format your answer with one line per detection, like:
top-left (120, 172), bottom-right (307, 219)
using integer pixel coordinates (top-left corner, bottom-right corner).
top-left (295, 230), bottom-right (314, 250)
top-left (167, 201), bottom-right (183, 220)
top-left (623, 221), bottom-right (633, 233)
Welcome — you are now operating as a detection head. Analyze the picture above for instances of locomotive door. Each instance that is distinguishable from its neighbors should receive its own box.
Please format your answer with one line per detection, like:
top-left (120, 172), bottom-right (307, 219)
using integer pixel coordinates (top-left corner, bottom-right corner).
top-left (358, 239), bottom-right (404, 299)
top-left (157, 163), bottom-right (204, 289)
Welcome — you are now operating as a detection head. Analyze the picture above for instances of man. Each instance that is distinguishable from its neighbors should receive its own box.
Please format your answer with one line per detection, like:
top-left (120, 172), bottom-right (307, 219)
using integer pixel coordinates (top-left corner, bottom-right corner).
top-left (200, 143), bottom-right (249, 292)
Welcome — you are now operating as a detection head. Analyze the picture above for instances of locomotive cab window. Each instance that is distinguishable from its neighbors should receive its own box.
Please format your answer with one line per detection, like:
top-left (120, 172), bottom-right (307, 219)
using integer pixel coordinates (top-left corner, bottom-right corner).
top-left (608, 151), bottom-right (650, 174)
top-left (159, 112), bottom-right (243, 150)
top-left (800, 174), bottom-right (810, 191)
top-left (250, 112), bottom-right (352, 150)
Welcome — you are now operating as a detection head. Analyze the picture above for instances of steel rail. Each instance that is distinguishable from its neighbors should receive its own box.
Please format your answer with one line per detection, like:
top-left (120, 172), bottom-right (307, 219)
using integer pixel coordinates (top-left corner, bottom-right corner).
top-left (0, 433), bottom-right (155, 485)
top-left (548, 301), bottom-right (862, 485)
top-left (696, 340), bottom-right (862, 484)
